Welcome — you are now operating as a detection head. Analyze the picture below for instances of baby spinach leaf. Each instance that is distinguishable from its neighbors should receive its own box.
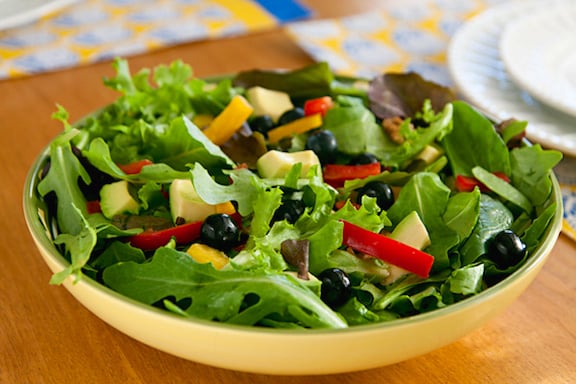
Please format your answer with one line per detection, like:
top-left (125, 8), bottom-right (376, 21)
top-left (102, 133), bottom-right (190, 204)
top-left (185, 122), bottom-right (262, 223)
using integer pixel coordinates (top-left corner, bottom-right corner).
top-left (387, 172), bottom-right (459, 271)
top-left (459, 194), bottom-right (513, 265)
top-left (510, 145), bottom-right (563, 206)
top-left (443, 189), bottom-right (480, 241)
top-left (472, 166), bottom-right (532, 213)
top-left (443, 101), bottom-right (510, 177)
top-left (233, 62), bottom-right (334, 99)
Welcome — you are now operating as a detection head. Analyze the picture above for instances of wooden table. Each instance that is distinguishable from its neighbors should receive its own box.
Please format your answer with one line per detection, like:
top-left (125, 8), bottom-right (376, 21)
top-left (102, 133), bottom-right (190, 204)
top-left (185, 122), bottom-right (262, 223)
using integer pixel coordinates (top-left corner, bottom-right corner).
top-left (1, 1), bottom-right (575, 382)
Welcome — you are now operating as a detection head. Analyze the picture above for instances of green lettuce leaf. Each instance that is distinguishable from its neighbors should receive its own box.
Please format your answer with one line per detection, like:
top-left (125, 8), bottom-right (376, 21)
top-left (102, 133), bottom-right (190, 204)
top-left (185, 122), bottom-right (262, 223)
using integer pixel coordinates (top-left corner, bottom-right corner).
top-left (102, 247), bottom-right (347, 328)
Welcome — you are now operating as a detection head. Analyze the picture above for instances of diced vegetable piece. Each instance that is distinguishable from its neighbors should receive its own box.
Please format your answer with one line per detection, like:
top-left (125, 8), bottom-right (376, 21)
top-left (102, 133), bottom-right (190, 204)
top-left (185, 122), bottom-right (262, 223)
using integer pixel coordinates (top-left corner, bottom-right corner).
top-left (99, 180), bottom-right (140, 219)
top-left (267, 114), bottom-right (323, 144)
top-left (323, 163), bottom-right (381, 188)
top-left (385, 211), bottom-right (431, 284)
top-left (169, 179), bottom-right (217, 223)
top-left (341, 220), bottom-right (434, 278)
top-left (304, 96), bottom-right (333, 117)
top-left (415, 144), bottom-right (442, 164)
top-left (186, 243), bottom-right (229, 270)
top-left (117, 159), bottom-right (153, 175)
top-left (246, 86), bottom-right (294, 122)
top-left (203, 95), bottom-right (254, 145)
top-left (256, 150), bottom-right (321, 179)
top-left (129, 221), bottom-right (203, 251)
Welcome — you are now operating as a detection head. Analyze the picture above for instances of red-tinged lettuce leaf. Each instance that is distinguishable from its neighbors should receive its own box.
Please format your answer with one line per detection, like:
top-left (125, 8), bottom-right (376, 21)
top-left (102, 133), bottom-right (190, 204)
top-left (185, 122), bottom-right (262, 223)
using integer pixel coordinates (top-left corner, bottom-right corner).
top-left (102, 247), bottom-right (347, 329)
top-left (368, 72), bottom-right (455, 119)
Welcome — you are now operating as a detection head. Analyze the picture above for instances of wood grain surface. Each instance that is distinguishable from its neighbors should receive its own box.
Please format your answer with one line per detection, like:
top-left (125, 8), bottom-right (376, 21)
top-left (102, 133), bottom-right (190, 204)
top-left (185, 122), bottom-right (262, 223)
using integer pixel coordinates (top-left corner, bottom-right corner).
top-left (1, 1), bottom-right (575, 383)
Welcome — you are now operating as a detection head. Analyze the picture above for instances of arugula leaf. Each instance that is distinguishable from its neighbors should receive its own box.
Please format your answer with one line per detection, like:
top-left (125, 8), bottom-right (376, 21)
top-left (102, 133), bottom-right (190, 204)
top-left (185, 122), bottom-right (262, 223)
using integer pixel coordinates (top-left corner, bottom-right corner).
top-left (92, 241), bottom-right (146, 269)
top-left (443, 101), bottom-right (510, 177)
top-left (37, 129), bottom-right (89, 235)
top-left (102, 247), bottom-right (347, 328)
top-left (50, 205), bottom-right (97, 284)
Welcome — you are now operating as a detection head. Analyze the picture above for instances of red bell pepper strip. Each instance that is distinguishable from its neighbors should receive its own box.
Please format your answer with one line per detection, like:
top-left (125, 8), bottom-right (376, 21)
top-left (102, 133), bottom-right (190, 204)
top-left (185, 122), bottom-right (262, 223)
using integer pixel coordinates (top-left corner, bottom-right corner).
top-left (117, 159), bottom-right (154, 175)
top-left (304, 96), bottom-right (334, 117)
top-left (455, 172), bottom-right (510, 193)
top-left (323, 163), bottom-right (381, 188)
top-left (86, 200), bottom-right (101, 214)
top-left (341, 220), bottom-right (434, 278)
top-left (128, 220), bottom-right (202, 251)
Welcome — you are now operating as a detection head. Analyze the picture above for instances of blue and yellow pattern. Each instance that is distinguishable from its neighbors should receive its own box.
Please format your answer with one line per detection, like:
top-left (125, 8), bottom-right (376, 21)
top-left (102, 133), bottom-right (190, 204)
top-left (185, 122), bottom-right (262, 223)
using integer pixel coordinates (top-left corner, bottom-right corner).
top-left (0, 0), bottom-right (309, 79)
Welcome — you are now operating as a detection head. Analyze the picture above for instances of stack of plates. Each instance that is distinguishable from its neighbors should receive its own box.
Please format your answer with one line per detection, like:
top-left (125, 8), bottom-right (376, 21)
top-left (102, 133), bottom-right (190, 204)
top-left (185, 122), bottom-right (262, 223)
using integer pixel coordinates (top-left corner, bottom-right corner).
top-left (447, 0), bottom-right (576, 157)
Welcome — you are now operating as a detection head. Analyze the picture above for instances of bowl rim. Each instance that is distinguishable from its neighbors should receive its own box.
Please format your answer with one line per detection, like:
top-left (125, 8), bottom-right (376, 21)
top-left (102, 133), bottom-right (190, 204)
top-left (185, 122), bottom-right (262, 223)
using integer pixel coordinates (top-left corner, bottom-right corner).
top-left (23, 132), bottom-right (564, 337)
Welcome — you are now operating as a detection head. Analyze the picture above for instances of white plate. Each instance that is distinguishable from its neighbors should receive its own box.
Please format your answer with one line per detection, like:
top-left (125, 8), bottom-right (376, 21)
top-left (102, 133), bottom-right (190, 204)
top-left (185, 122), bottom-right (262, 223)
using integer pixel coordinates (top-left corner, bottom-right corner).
top-left (500, 2), bottom-right (576, 118)
top-left (447, 0), bottom-right (576, 157)
top-left (0, 0), bottom-right (78, 31)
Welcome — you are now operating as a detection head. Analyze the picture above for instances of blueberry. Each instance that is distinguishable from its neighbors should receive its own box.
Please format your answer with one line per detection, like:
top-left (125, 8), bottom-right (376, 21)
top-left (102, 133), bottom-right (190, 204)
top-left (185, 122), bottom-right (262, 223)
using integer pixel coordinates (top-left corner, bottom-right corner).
top-left (272, 199), bottom-right (305, 224)
top-left (487, 229), bottom-right (527, 269)
top-left (250, 115), bottom-right (275, 135)
top-left (318, 268), bottom-right (352, 309)
top-left (356, 181), bottom-right (395, 210)
top-left (200, 214), bottom-right (240, 251)
top-left (350, 153), bottom-right (380, 166)
top-left (278, 107), bottom-right (305, 126)
top-left (305, 130), bottom-right (338, 164)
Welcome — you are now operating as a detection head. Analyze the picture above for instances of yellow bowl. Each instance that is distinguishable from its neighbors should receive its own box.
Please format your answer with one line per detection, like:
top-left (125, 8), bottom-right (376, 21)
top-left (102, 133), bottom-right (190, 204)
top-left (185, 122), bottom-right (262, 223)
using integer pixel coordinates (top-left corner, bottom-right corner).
top-left (23, 142), bottom-right (563, 375)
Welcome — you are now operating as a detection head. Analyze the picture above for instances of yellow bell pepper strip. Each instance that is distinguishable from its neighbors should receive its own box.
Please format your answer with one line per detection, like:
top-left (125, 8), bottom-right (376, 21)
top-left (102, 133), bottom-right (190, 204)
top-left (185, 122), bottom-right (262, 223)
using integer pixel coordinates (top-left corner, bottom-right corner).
top-left (267, 113), bottom-right (323, 144)
top-left (215, 201), bottom-right (236, 215)
top-left (186, 243), bottom-right (229, 270)
top-left (203, 95), bottom-right (254, 145)
top-left (341, 220), bottom-right (434, 278)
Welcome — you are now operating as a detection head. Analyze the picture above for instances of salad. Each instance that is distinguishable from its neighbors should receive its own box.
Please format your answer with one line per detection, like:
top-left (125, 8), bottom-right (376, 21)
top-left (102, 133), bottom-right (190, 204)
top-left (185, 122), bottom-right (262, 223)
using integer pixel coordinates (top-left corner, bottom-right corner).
top-left (37, 58), bottom-right (562, 329)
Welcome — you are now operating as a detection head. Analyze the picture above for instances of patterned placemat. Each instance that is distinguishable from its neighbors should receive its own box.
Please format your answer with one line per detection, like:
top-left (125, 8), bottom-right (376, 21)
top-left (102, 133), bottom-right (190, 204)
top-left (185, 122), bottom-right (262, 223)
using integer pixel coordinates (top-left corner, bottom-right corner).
top-left (0, 0), bottom-right (310, 80)
top-left (286, 0), bottom-right (575, 240)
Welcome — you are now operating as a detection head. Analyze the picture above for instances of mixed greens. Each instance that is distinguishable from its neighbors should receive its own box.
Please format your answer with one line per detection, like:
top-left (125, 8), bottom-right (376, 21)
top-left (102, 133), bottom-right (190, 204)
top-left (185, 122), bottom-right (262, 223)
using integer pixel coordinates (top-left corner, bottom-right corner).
top-left (36, 58), bottom-right (562, 329)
